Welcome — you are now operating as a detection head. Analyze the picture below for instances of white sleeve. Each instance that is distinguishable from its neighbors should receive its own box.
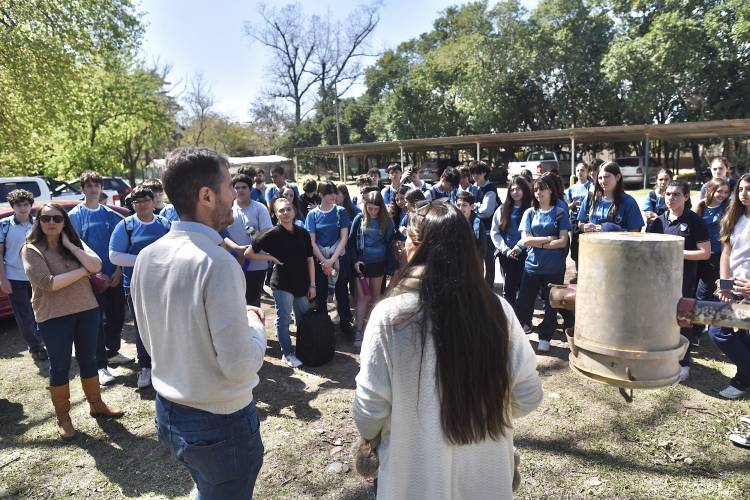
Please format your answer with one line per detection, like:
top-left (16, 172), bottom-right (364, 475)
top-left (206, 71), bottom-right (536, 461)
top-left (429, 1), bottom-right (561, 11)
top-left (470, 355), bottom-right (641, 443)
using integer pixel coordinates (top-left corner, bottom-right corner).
top-left (109, 250), bottom-right (137, 268)
top-left (501, 298), bottom-right (543, 418)
top-left (490, 209), bottom-right (509, 254)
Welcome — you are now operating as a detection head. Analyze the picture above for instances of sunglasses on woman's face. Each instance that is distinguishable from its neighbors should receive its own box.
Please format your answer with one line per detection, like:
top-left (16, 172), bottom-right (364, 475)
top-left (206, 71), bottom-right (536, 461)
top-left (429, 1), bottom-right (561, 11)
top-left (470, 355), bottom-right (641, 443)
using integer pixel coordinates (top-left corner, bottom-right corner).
top-left (39, 215), bottom-right (64, 223)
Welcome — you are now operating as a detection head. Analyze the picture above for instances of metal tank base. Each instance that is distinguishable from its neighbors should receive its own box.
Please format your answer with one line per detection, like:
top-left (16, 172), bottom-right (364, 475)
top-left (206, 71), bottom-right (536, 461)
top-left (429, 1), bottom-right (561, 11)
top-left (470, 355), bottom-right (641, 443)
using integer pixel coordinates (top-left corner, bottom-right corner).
top-left (565, 329), bottom-right (690, 389)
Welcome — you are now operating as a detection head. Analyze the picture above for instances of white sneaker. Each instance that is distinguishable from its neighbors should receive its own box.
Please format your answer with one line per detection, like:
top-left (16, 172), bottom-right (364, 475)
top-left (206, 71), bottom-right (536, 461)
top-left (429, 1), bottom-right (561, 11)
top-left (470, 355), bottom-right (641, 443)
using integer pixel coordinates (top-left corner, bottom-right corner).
top-left (137, 368), bottom-right (152, 389)
top-left (537, 340), bottom-right (551, 352)
top-left (98, 368), bottom-right (116, 386)
top-left (282, 354), bottom-right (303, 368)
top-left (719, 385), bottom-right (747, 399)
top-left (107, 352), bottom-right (133, 366)
top-left (522, 324), bottom-right (532, 334)
top-left (679, 366), bottom-right (690, 382)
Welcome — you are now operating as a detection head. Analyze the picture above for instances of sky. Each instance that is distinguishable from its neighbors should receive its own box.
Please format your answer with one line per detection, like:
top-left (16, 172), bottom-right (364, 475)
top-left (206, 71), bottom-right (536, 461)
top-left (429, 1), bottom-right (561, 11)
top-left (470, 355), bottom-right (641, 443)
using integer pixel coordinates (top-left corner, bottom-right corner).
top-left (139, 0), bottom-right (539, 122)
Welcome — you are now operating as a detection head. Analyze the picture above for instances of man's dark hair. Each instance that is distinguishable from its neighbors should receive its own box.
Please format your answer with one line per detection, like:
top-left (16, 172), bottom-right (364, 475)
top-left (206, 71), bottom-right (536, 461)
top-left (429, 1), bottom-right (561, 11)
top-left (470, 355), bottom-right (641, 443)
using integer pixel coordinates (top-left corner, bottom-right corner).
top-left (162, 147), bottom-right (228, 220)
top-left (386, 163), bottom-right (402, 174)
top-left (367, 167), bottom-right (380, 178)
top-left (469, 160), bottom-right (490, 176)
top-left (456, 190), bottom-right (476, 205)
top-left (7, 189), bottom-right (34, 207)
top-left (131, 185), bottom-right (155, 201)
top-left (457, 166), bottom-right (471, 179)
top-left (302, 178), bottom-right (317, 193)
top-left (141, 178), bottom-right (164, 193)
top-left (317, 180), bottom-right (337, 197)
top-left (440, 167), bottom-right (460, 190)
top-left (232, 174), bottom-right (253, 189)
top-left (270, 165), bottom-right (285, 176)
top-left (80, 170), bottom-right (103, 187)
top-left (237, 166), bottom-right (257, 178)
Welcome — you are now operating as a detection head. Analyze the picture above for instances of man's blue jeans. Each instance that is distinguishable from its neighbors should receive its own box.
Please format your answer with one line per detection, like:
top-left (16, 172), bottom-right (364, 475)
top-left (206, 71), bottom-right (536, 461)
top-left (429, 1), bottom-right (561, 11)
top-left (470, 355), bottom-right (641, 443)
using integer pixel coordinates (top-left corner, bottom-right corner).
top-left (272, 288), bottom-right (309, 356)
top-left (8, 279), bottom-right (43, 353)
top-left (709, 327), bottom-right (750, 390)
top-left (156, 395), bottom-right (264, 500)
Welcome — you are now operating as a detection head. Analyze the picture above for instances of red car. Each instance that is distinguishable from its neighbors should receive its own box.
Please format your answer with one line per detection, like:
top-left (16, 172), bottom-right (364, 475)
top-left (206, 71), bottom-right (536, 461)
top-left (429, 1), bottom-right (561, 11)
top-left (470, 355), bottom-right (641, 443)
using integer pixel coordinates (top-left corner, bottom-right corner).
top-left (0, 201), bottom-right (130, 318)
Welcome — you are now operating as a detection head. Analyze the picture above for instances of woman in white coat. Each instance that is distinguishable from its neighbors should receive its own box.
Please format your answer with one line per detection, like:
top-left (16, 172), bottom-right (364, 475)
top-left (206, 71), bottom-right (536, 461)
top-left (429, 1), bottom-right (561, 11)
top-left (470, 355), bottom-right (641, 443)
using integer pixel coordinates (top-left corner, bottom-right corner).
top-left (353, 200), bottom-right (543, 499)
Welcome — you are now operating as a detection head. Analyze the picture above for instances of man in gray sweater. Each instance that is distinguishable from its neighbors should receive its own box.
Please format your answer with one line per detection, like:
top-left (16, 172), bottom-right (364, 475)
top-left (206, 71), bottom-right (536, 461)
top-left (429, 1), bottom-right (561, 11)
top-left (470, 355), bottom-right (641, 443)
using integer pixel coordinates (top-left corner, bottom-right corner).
top-left (132, 147), bottom-right (267, 498)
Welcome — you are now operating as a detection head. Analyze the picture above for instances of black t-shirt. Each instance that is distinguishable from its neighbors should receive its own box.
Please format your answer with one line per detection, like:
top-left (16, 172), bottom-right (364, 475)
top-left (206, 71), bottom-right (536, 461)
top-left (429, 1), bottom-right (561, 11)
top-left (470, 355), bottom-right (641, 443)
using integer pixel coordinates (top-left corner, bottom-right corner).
top-left (252, 224), bottom-right (313, 297)
top-left (648, 210), bottom-right (709, 297)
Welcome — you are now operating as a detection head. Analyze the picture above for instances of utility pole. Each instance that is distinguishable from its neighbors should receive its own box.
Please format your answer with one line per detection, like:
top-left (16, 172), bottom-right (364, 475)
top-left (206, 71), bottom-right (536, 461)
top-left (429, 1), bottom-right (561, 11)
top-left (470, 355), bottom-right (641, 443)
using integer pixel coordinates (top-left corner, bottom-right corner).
top-left (334, 82), bottom-right (344, 181)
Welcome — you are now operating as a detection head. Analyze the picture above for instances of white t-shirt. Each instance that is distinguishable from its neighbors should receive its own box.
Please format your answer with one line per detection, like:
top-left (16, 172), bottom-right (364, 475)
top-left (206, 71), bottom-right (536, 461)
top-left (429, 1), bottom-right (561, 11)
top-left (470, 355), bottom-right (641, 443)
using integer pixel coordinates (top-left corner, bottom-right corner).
top-left (729, 214), bottom-right (750, 278)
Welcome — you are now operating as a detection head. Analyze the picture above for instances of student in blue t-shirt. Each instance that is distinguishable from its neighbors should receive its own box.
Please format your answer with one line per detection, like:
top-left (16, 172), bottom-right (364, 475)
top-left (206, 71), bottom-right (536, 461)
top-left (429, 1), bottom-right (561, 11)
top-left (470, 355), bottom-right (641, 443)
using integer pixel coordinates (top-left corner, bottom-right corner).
top-left (109, 186), bottom-right (171, 390)
top-left (566, 163), bottom-right (592, 270)
top-left (694, 178), bottom-right (731, 302)
top-left (455, 191), bottom-right (483, 248)
top-left (348, 191), bottom-right (395, 348)
top-left (68, 171), bottom-right (129, 385)
top-left (647, 180), bottom-right (710, 382)
top-left (265, 165), bottom-right (298, 205)
top-left (381, 163), bottom-right (403, 206)
top-left (577, 161), bottom-right (644, 233)
top-left (491, 176), bottom-right (532, 306)
top-left (699, 157), bottom-right (737, 200)
top-left (641, 168), bottom-right (672, 227)
top-left (425, 167), bottom-right (460, 202)
top-left (472, 161), bottom-right (501, 287)
top-left (514, 175), bottom-right (573, 353)
top-left (305, 181), bottom-right (353, 334)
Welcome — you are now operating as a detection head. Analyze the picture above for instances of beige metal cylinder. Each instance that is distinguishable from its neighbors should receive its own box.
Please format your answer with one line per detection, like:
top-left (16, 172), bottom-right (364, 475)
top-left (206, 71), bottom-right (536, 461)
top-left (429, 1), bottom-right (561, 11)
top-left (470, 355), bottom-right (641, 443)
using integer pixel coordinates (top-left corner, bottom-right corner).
top-left (569, 232), bottom-right (689, 389)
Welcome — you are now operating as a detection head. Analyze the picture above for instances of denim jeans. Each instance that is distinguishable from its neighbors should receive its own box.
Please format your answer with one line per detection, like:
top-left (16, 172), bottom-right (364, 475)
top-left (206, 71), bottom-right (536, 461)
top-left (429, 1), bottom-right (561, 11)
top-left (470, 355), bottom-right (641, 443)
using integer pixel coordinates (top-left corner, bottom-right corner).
top-left (498, 254), bottom-right (525, 307)
top-left (156, 395), bottom-right (264, 500)
top-left (314, 256), bottom-right (352, 326)
top-left (95, 282), bottom-right (125, 368)
top-left (709, 327), bottom-right (750, 390)
top-left (8, 280), bottom-right (43, 353)
top-left (272, 288), bottom-right (309, 356)
top-left (126, 293), bottom-right (150, 369)
top-left (37, 307), bottom-right (100, 386)
top-left (515, 271), bottom-right (572, 341)
top-left (482, 231), bottom-right (496, 287)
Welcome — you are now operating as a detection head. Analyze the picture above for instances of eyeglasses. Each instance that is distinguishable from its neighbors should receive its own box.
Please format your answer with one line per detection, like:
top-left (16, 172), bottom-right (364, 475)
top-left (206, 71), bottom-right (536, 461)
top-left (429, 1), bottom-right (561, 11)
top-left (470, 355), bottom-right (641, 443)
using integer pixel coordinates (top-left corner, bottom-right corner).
top-left (39, 215), bottom-right (64, 223)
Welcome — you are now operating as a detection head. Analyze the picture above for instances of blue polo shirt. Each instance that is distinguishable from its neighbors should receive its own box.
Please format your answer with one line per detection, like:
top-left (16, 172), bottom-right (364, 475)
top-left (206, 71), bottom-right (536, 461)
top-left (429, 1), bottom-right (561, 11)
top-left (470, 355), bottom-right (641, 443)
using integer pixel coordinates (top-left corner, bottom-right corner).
top-left (109, 215), bottom-right (171, 289)
top-left (577, 193), bottom-right (644, 231)
top-left (641, 191), bottom-right (667, 215)
top-left (68, 204), bottom-right (124, 276)
top-left (520, 206), bottom-right (572, 275)
top-left (700, 203), bottom-right (728, 254)
top-left (305, 205), bottom-right (351, 248)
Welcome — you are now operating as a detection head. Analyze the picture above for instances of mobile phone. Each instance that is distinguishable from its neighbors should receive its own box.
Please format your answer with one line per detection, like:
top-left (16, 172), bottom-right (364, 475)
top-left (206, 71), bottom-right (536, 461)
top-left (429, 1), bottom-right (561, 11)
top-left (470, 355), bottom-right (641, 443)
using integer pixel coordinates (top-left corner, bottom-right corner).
top-left (719, 279), bottom-right (735, 291)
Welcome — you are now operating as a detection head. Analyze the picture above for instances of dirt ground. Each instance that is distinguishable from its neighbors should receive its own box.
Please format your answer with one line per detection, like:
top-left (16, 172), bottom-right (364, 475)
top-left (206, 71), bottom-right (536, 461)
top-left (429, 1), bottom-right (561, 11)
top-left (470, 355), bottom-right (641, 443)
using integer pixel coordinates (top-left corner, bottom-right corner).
top-left (1, 287), bottom-right (749, 499)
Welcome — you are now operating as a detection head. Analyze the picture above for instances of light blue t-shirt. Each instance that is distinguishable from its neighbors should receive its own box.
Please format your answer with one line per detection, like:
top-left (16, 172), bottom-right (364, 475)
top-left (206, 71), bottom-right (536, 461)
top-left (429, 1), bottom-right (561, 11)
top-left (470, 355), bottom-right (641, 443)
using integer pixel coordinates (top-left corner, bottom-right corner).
top-left (159, 204), bottom-right (179, 222)
top-left (305, 205), bottom-right (351, 248)
top-left (265, 184), bottom-right (298, 206)
top-left (520, 206), bottom-right (572, 275)
top-left (701, 203), bottom-right (728, 254)
top-left (381, 185), bottom-right (400, 206)
top-left (350, 214), bottom-right (395, 264)
top-left (69, 204), bottom-right (124, 276)
top-left (109, 215), bottom-right (171, 289)
top-left (250, 187), bottom-right (266, 206)
top-left (577, 193), bottom-right (644, 231)
top-left (566, 181), bottom-right (591, 219)
top-left (640, 191), bottom-right (667, 214)
top-left (0, 215), bottom-right (34, 281)
top-left (225, 201), bottom-right (273, 272)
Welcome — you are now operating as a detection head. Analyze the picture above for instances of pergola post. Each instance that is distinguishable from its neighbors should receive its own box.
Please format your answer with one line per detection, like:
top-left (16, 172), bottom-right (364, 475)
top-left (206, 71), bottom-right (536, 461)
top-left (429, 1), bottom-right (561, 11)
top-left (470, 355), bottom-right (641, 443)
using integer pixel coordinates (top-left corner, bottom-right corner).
top-left (643, 135), bottom-right (650, 190)
top-left (293, 154), bottom-right (299, 181)
top-left (342, 151), bottom-right (347, 182)
top-left (570, 136), bottom-right (576, 186)
top-left (476, 142), bottom-right (481, 160)
top-left (400, 145), bottom-right (404, 169)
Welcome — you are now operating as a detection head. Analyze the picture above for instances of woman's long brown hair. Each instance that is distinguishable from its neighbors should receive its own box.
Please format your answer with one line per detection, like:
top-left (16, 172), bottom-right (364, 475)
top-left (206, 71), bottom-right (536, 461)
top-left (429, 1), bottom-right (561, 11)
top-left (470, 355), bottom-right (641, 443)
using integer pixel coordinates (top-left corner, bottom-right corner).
top-left (389, 201), bottom-right (512, 445)
top-left (720, 173), bottom-right (750, 243)
top-left (499, 176), bottom-right (532, 233)
top-left (27, 203), bottom-right (84, 259)
top-left (695, 178), bottom-right (730, 217)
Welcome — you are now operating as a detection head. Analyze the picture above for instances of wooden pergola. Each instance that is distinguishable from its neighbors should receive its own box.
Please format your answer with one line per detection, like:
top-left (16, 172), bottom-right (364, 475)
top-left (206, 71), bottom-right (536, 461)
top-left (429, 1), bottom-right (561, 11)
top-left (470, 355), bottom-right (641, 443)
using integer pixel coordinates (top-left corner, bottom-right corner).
top-left (295, 119), bottom-right (750, 188)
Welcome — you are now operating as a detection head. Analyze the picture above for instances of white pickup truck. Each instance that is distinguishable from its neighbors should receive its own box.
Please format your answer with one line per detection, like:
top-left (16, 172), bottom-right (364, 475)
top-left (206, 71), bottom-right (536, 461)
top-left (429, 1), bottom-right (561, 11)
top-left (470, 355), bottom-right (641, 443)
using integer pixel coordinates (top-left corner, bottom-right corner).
top-left (508, 151), bottom-right (572, 180)
top-left (0, 177), bottom-right (120, 207)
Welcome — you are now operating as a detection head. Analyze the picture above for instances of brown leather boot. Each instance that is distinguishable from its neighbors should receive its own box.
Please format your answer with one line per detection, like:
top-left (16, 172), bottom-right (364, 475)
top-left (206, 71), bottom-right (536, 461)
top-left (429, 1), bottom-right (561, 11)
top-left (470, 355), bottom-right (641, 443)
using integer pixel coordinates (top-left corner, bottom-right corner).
top-left (80, 376), bottom-right (124, 418)
top-left (48, 385), bottom-right (76, 439)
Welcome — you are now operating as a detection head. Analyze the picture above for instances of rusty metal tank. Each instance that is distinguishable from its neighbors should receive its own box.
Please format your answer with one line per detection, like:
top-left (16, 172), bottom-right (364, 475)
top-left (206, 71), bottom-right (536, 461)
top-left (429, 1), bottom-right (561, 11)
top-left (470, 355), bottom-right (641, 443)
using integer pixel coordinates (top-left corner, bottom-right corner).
top-left (567, 232), bottom-right (689, 389)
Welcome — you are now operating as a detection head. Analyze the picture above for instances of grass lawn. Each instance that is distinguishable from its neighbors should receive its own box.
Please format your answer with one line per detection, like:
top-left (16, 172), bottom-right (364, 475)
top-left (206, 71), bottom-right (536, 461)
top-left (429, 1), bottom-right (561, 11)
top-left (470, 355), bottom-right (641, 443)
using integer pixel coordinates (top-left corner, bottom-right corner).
top-left (1, 291), bottom-right (749, 499)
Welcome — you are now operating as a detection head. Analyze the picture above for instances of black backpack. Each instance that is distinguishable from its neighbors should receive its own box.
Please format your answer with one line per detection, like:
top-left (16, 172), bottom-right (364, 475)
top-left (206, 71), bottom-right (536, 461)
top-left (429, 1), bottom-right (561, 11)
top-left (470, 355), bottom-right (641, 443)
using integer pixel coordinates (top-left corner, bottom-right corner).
top-left (296, 308), bottom-right (336, 367)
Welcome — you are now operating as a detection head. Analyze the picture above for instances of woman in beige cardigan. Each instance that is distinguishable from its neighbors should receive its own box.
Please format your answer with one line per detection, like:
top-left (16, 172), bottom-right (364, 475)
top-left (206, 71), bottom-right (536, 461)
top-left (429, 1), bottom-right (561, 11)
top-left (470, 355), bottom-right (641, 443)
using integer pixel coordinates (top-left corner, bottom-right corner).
top-left (22, 204), bottom-right (123, 439)
top-left (354, 201), bottom-right (543, 499)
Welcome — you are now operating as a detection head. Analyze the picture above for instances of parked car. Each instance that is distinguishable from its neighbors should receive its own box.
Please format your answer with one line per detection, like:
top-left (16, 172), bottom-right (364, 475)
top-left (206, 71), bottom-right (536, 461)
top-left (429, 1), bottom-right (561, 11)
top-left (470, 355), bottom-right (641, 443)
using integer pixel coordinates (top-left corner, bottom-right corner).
top-left (0, 177), bottom-right (120, 207)
top-left (66, 176), bottom-right (130, 205)
top-left (614, 157), bottom-right (660, 187)
top-left (508, 151), bottom-right (573, 180)
top-left (0, 200), bottom-right (130, 319)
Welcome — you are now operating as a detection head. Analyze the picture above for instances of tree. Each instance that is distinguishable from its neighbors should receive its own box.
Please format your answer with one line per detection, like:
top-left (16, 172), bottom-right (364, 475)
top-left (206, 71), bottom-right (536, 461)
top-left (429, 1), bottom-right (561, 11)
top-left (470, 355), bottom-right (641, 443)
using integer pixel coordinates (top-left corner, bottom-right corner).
top-left (181, 72), bottom-right (215, 145)
top-left (249, 98), bottom-right (292, 154)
